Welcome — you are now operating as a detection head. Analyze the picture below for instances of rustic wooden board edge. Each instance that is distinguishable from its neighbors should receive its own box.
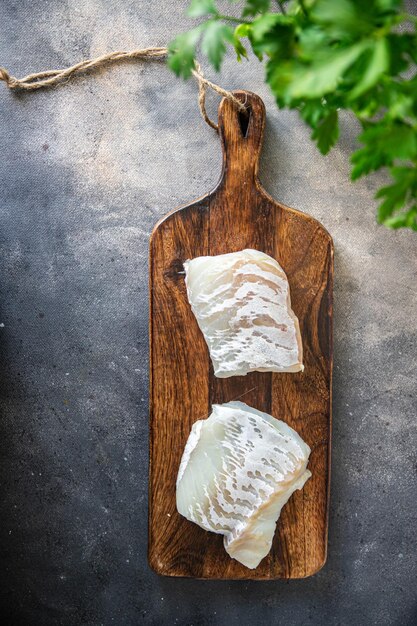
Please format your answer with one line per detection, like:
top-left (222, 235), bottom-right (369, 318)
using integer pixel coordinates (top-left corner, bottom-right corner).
top-left (321, 232), bottom-right (334, 578)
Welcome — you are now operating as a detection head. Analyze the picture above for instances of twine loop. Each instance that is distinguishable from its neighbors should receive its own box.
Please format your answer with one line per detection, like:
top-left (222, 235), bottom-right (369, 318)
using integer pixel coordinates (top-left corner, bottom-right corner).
top-left (0, 47), bottom-right (246, 131)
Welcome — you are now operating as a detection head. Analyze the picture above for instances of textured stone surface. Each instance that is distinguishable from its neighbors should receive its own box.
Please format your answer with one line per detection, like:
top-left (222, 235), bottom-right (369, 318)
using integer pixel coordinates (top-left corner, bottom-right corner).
top-left (0, 1), bottom-right (416, 625)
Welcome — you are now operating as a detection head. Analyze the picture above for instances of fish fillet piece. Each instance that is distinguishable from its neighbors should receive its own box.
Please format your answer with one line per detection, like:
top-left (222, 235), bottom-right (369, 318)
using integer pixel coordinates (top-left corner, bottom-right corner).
top-left (176, 401), bottom-right (311, 570)
top-left (184, 249), bottom-right (303, 378)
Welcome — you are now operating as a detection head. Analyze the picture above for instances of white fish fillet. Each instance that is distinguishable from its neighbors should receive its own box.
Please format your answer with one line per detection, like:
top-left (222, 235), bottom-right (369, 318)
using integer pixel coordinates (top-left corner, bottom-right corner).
top-left (176, 401), bottom-right (311, 570)
top-left (184, 249), bottom-right (303, 378)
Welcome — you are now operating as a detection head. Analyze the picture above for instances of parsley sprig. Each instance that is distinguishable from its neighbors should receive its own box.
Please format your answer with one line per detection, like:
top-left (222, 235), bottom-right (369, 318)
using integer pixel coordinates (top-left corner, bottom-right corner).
top-left (169, 0), bottom-right (417, 231)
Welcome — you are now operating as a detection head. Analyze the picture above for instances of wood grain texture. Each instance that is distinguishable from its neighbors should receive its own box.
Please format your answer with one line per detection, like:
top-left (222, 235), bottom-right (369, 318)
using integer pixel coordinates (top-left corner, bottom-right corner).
top-left (149, 91), bottom-right (333, 579)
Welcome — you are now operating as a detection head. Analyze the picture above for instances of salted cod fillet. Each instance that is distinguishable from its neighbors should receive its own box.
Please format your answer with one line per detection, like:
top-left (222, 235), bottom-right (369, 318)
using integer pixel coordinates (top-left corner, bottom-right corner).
top-left (184, 249), bottom-right (303, 378)
top-left (176, 401), bottom-right (311, 570)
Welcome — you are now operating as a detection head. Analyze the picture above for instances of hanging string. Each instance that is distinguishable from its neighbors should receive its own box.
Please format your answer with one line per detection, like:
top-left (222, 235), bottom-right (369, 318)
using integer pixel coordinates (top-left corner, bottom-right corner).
top-left (0, 47), bottom-right (246, 132)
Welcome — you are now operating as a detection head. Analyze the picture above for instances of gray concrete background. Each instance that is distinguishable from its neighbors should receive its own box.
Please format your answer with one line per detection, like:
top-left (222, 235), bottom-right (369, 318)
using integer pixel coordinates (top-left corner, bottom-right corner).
top-left (0, 1), bottom-right (416, 625)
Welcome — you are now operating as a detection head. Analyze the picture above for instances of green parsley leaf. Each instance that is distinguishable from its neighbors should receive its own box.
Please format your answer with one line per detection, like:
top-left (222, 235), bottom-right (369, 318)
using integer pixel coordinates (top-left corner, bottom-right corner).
top-left (171, 0), bottom-right (417, 230)
top-left (201, 22), bottom-right (234, 71)
top-left (375, 166), bottom-right (417, 222)
top-left (349, 38), bottom-right (389, 100)
top-left (279, 42), bottom-right (370, 101)
top-left (299, 100), bottom-right (329, 127)
top-left (168, 27), bottom-right (203, 79)
top-left (311, 109), bottom-right (339, 155)
top-left (250, 14), bottom-right (295, 59)
top-left (351, 122), bottom-right (417, 180)
top-left (187, 0), bottom-right (218, 18)
top-left (233, 24), bottom-right (250, 61)
top-left (383, 205), bottom-right (417, 230)
top-left (242, 0), bottom-right (271, 18)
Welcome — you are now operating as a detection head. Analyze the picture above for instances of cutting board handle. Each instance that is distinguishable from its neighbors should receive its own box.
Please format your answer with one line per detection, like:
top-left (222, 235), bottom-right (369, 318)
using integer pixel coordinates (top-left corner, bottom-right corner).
top-left (217, 90), bottom-right (266, 187)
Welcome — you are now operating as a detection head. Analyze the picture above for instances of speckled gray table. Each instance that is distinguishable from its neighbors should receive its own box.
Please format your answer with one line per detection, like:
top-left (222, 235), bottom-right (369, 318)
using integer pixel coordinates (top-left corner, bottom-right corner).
top-left (0, 2), bottom-right (416, 625)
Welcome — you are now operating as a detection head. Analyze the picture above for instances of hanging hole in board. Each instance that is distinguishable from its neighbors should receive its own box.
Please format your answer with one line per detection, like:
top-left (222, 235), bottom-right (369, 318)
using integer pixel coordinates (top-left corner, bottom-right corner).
top-left (238, 106), bottom-right (251, 138)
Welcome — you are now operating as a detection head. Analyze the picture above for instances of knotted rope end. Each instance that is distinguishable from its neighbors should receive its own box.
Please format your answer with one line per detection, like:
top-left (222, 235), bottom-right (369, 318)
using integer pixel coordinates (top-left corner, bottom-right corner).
top-left (0, 67), bottom-right (20, 89)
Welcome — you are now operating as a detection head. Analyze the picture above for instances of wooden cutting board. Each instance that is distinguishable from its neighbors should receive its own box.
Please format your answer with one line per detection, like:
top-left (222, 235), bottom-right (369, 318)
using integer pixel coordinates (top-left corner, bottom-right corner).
top-left (148, 90), bottom-right (333, 579)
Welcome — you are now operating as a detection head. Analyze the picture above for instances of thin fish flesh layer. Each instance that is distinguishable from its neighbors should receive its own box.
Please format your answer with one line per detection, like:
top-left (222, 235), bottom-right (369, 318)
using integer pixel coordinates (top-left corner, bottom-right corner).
top-left (184, 249), bottom-right (303, 378)
top-left (176, 401), bottom-right (311, 570)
